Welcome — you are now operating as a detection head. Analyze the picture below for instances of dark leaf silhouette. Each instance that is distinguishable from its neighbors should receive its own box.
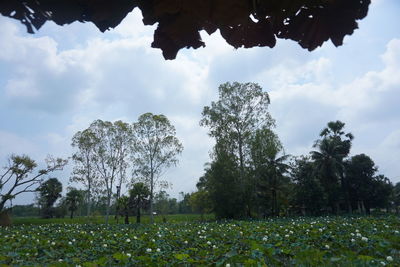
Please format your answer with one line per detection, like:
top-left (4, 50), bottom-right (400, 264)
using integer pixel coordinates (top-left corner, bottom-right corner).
top-left (0, 0), bottom-right (371, 59)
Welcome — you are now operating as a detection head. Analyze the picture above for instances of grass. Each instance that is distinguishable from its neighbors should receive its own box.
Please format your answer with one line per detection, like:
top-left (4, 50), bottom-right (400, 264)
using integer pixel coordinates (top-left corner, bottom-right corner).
top-left (11, 213), bottom-right (215, 225)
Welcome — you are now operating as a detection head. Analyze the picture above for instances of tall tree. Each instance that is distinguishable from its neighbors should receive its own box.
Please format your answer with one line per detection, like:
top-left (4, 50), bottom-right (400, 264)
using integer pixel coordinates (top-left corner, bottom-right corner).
top-left (65, 187), bottom-right (84, 219)
top-left (131, 113), bottom-right (183, 223)
top-left (89, 119), bottom-right (131, 224)
top-left (311, 120), bottom-right (353, 214)
top-left (38, 178), bottom-right (63, 218)
top-left (0, 155), bottom-right (67, 213)
top-left (249, 128), bottom-right (287, 216)
top-left (200, 82), bottom-right (274, 216)
top-left (70, 128), bottom-right (99, 217)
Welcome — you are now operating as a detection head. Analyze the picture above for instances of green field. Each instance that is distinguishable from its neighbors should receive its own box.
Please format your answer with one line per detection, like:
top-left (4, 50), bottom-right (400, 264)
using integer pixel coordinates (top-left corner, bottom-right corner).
top-left (11, 214), bottom-right (214, 226)
top-left (1, 216), bottom-right (400, 266)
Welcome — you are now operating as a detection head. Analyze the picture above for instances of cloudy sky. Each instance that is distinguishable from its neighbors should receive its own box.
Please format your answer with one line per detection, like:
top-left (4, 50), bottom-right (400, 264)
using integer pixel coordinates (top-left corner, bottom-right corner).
top-left (1, 0), bottom-right (399, 204)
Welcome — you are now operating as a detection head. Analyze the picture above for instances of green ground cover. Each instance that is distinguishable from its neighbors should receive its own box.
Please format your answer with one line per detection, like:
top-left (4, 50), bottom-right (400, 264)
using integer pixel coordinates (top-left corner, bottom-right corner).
top-left (1, 216), bottom-right (399, 266)
top-left (11, 214), bottom-right (214, 225)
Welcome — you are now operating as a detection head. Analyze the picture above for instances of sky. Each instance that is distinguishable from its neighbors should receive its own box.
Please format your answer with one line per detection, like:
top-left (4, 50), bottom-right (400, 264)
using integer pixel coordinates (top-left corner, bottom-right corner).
top-left (0, 0), bottom-right (399, 205)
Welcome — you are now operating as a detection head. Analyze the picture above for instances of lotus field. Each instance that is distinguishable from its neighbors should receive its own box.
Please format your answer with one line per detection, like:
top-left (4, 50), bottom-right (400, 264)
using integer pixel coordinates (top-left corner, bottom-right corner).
top-left (1, 216), bottom-right (399, 266)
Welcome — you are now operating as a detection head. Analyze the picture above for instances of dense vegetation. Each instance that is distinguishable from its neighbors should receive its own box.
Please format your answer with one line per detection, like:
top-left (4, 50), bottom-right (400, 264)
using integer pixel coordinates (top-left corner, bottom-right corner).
top-left (194, 82), bottom-right (399, 219)
top-left (1, 216), bottom-right (399, 266)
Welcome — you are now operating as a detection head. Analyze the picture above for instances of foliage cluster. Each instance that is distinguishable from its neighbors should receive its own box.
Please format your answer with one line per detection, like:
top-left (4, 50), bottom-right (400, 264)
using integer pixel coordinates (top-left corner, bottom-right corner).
top-left (197, 82), bottom-right (399, 219)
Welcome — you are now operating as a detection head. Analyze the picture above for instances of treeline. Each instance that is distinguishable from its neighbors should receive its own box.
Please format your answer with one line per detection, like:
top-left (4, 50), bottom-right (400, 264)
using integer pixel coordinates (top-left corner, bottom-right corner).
top-left (10, 189), bottom-right (192, 220)
top-left (193, 82), bottom-right (400, 219)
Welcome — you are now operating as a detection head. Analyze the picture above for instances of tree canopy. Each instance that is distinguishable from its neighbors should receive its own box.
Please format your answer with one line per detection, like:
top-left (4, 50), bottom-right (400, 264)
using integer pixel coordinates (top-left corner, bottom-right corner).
top-left (0, 0), bottom-right (371, 59)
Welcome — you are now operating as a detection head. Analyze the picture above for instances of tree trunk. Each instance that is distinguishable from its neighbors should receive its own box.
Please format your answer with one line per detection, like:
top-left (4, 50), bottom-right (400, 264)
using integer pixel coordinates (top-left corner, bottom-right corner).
top-left (70, 210), bottom-right (74, 219)
top-left (136, 207), bottom-right (141, 223)
top-left (150, 170), bottom-right (154, 224)
top-left (124, 210), bottom-right (129, 224)
top-left (361, 200), bottom-right (366, 215)
top-left (105, 192), bottom-right (111, 224)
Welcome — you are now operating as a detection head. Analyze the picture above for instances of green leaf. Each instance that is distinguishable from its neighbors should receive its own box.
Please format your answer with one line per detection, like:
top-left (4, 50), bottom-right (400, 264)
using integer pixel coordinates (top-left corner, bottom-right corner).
top-left (174, 254), bottom-right (189, 260)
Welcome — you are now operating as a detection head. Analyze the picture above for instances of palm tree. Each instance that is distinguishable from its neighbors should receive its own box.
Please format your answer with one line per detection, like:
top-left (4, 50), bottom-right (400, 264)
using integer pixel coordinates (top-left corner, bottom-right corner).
top-left (311, 138), bottom-right (344, 213)
top-left (129, 182), bottom-right (150, 223)
top-left (65, 188), bottom-right (83, 219)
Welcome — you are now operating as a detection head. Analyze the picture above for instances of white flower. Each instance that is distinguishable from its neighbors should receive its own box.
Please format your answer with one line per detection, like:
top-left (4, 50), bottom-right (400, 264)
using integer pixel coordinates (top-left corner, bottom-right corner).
top-left (262, 236), bottom-right (268, 241)
top-left (207, 241), bottom-right (212, 245)
top-left (51, 242), bottom-right (56, 246)
top-left (152, 239), bottom-right (155, 242)
top-left (380, 261), bottom-right (386, 266)
top-left (184, 241), bottom-right (188, 244)
top-left (351, 239), bottom-right (355, 242)
top-left (146, 248), bottom-right (152, 253)
top-left (126, 238), bottom-right (131, 243)
top-left (103, 244), bottom-right (108, 248)
top-left (213, 245), bottom-right (217, 249)
top-left (361, 237), bottom-right (368, 242)
top-left (126, 253), bottom-right (131, 258)
top-left (325, 245), bottom-right (330, 249)
top-left (395, 230), bottom-right (399, 234)
top-left (226, 264), bottom-right (231, 267)
top-left (68, 241), bottom-right (72, 245)
top-left (156, 248), bottom-right (161, 252)
top-left (386, 256), bottom-right (393, 262)
top-left (58, 259), bottom-right (63, 262)
top-left (356, 233), bottom-right (362, 237)
top-left (285, 234), bottom-right (289, 238)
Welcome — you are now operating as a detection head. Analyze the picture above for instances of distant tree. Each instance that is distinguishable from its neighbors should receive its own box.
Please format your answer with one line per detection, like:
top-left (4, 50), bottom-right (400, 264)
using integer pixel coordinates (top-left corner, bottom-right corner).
top-left (128, 182), bottom-right (150, 224)
top-left (178, 192), bottom-right (192, 214)
top-left (70, 128), bottom-right (99, 217)
top-left (38, 178), bottom-right (63, 218)
top-left (393, 182), bottom-right (400, 214)
top-left (10, 204), bottom-right (40, 217)
top-left (54, 197), bottom-right (68, 218)
top-left (0, 155), bottom-right (67, 213)
top-left (116, 195), bottom-right (130, 224)
top-left (369, 175), bottom-right (393, 212)
top-left (202, 150), bottom-right (244, 219)
top-left (345, 154), bottom-right (377, 214)
top-left (65, 187), bottom-right (84, 219)
top-left (189, 190), bottom-right (212, 220)
top-left (87, 119), bottom-right (131, 224)
top-left (154, 191), bottom-right (170, 221)
top-left (291, 157), bottom-right (326, 215)
top-left (131, 113), bottom-right (183, 223)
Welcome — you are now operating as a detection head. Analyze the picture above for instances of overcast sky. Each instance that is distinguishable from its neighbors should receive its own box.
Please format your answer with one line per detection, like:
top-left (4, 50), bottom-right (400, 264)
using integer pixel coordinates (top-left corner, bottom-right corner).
top-left (0, 0), bottom-right (399, 205)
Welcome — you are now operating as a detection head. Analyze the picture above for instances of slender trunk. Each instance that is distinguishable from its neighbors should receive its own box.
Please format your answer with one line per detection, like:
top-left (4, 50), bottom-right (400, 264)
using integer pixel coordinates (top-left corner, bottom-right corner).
top-left (86, 188), bottom-right (91, 217)
top-left (150, 166), bottom-right (154, 224)
top-left (70, 210), bottom-right (74, 219)
top-left (357, 201), bottom-right (362, 214)
top-left (361, 200), bottom-right (366, 215)
top-left (124, 209), bottom-right (129, 224)
top-left (136, 207), bottom-right (141, 223)
top-left (105, 191), bottom-right (111, 224)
